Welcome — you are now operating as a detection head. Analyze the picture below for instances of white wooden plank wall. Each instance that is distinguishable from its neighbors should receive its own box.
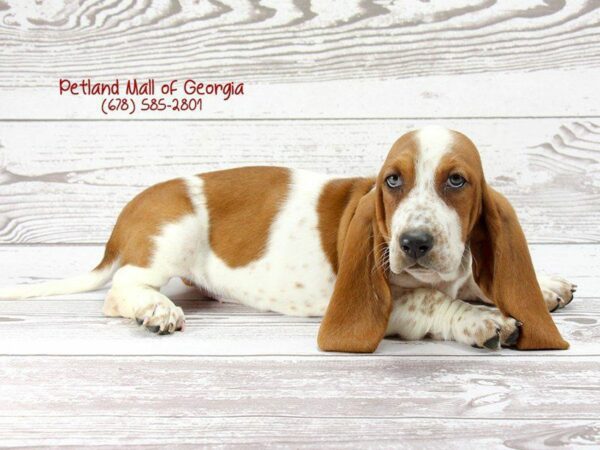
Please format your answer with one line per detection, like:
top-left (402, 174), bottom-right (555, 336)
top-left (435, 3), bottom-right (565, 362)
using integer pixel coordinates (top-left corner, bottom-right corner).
top-left (0, 0), bottom-right (599, 448)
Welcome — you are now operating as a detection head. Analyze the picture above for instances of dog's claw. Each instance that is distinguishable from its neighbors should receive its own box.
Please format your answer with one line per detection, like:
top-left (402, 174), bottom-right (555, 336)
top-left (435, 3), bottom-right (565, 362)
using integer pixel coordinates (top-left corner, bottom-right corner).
top-left (503, 327), bottom-right (520, 347)
top-left (483, 331), bottom-right (501, 350)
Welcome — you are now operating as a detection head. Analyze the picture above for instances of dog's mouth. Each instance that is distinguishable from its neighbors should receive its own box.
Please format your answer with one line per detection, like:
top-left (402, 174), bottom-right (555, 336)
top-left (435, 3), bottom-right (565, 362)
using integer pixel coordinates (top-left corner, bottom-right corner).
top-left (403, 261), bottom-right (462, 284)
top-left (389, 257), bottom-right (435, 276)
top-left (403, 263), bottom-right (433, 275)
top-left (402, 262), bottom-right (454, 282)
top-left (404, 263), bottom-right (435, 280)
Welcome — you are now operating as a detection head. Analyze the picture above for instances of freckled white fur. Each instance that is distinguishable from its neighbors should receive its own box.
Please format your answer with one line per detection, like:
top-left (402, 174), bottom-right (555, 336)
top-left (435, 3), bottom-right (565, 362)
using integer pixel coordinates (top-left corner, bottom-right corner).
top-left (388, 126), bottom-right (465, 280)
top-left (385, 287), bottom-right (519, 349)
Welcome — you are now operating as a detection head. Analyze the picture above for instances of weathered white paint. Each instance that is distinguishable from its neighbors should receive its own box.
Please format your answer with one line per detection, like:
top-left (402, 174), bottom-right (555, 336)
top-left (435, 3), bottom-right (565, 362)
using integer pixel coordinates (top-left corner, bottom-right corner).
top-left (1, 0), bottom-right (599, 118)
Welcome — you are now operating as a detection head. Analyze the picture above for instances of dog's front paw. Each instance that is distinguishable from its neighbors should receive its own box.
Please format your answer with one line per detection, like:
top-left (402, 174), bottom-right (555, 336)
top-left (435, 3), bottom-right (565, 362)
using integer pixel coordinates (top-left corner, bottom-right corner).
top-left (458, 308), bottom-right (520, 350)
top-left (538, 275), bottom-right (576, 312)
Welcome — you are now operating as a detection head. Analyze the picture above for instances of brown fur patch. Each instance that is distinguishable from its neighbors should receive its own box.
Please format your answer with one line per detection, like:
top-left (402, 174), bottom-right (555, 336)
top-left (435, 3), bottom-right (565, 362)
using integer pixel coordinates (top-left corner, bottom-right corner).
top-left (202, 167), bottom-right (290, 268)
top-left (317, 177), bottom-right (375, 273)
top-left (97, 178), bottom-right (194, 269)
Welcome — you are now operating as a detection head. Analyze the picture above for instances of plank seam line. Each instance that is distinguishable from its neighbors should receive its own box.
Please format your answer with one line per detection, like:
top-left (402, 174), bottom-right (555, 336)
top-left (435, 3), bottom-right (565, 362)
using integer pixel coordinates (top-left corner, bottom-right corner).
top-left (2, 415), bottom-right (600, 421)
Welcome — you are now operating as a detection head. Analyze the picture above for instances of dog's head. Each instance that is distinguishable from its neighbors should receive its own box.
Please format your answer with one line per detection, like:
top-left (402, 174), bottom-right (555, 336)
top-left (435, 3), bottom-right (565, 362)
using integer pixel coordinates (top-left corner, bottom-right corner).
top-left (377, 126), bottom-right (482, 282)
top-left (318, 126), bottom-right (568, 353)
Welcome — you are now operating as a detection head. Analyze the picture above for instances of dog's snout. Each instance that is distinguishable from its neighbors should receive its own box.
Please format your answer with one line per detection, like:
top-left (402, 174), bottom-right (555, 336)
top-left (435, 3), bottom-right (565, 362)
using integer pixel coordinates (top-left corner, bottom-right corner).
top-left (400, 230), bottom-right (434, 259)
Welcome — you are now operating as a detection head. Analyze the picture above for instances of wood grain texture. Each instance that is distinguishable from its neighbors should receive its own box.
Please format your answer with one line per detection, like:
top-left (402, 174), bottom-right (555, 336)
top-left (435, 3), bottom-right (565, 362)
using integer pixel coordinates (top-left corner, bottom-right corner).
top-left (2, 356), bottom-right (600, 419)
top-left (1, 0), bottom-right (599, 119)
top-left (1, 417), bottom-right (598, 449)
top-left (1, 0), bottom-right (599, 86)
top-left (0, 244), bottom-right (597, 356)
top-left (1, 119), bottom-right (599, 244)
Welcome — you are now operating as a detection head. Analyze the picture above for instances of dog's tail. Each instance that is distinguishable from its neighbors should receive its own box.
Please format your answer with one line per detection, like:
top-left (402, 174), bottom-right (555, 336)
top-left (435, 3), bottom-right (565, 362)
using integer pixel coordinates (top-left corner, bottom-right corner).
top-left (0, 247), bottom-right (120, 300)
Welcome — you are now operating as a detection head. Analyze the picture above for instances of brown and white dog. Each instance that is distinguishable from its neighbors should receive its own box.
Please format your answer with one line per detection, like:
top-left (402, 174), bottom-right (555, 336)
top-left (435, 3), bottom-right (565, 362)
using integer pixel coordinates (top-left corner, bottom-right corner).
top-left (0, 127), bottom-right (574, 351)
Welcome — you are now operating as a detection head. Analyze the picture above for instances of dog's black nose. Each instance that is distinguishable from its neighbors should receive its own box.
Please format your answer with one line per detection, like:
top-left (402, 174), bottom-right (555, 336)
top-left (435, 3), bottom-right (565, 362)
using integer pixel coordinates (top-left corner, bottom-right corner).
top-left (400, 230), bottom-right (434, 259)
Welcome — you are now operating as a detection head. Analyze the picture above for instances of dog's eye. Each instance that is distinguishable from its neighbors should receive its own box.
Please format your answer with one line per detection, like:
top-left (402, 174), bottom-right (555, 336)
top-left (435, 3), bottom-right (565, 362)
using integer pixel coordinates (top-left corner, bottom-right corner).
top-left (446, 173), bottom-right (466, 189)
top-left (385, 174), bottom-right (403, 189)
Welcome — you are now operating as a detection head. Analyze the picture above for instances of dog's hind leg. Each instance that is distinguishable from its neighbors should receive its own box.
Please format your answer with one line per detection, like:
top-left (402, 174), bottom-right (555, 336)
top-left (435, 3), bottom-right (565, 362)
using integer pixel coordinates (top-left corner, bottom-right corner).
top-left (103, 265), bottom-right (185, 334)
top-left (100, 211), bottom-right (204, 334)
top-left (98, 178), bottom-right (206, 334)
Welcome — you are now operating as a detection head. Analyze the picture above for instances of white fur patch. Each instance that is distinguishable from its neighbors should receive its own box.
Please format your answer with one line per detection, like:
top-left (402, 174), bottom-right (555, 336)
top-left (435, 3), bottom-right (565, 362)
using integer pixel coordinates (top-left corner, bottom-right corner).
top-left (417, 125), bottom-right (454, 157)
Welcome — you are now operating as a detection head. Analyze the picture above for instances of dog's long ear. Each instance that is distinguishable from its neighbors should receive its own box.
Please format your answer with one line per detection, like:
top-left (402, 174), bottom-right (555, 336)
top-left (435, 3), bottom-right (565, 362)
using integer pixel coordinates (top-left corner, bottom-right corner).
top-left (318, 190), bottom-right (392, 353)
top-left (471, 183), bottom-right (568, 350)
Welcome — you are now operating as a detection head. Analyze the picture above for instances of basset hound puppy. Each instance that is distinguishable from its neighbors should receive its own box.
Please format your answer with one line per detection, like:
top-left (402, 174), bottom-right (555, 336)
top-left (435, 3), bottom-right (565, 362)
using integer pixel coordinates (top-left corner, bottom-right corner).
top-left (1, 127), bottom-right (575, 351)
